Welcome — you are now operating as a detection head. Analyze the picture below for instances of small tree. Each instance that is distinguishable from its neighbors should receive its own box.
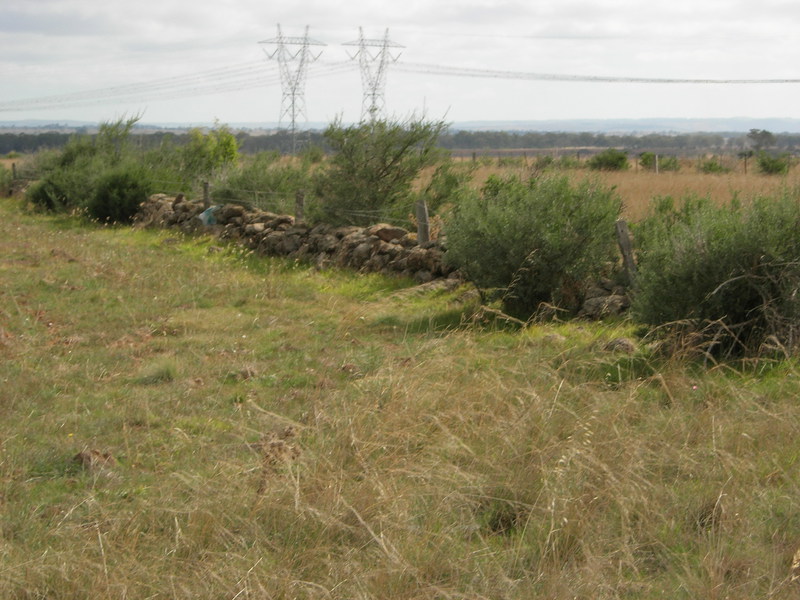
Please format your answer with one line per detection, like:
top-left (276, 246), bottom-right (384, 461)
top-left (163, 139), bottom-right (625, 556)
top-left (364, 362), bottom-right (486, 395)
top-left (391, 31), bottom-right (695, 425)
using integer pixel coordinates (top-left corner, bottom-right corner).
top-left (180, 123), bottom-right (239, 182)
top-left (587, 148), bottom-right (629, 171)
top-left (96, 114), bottom-right (141, 165)
top-left (313, 117), bottom-right (447, 226)
top-left (747, 128), bottom-right (775, 152)
top-left (738, 149), bottom-right (754, 174)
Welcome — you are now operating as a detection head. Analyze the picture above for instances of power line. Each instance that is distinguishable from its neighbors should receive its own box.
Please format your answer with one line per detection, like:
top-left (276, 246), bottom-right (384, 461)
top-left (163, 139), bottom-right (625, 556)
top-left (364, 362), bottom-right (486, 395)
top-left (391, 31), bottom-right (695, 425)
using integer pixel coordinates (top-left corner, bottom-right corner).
top-left (2, 53), bottom-right (799, 116)
top-left (0, 60), bottom-right (354, 113)
top-left (393, 61), bottom-right (800, 84)
top-left (0, 62), bottom-right (274, 112)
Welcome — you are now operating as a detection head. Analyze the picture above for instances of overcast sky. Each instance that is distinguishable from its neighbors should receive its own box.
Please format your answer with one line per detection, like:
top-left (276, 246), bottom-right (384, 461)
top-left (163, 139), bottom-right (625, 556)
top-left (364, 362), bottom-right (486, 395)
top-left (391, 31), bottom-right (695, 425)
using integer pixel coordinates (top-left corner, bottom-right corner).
top-left (2, 0), bottom-right (800, 127)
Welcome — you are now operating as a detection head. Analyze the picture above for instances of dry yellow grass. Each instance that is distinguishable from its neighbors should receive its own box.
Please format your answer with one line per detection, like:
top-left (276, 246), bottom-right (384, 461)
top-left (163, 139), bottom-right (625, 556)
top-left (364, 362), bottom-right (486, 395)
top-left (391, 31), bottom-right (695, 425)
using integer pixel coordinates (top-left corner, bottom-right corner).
top-left (598, 169), bottom-right (800, 221)
top-left (446, 156), bottom-right (800, 222)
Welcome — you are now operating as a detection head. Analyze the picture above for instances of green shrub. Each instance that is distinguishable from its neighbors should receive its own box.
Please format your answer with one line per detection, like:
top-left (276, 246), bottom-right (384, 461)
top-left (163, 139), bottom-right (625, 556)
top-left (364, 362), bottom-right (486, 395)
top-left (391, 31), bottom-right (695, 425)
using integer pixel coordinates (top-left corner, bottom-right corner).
top-left (444, 174), bottom-right (622, 319)
top-left (26, 151), bottom-right (102, 212)
top-left (556, 154), bottom-right (584, 170)
top-left (632, 192), bottom-right (800, 356)
top-left (756, 152), bottom-right (791, 175)
top-left (587, 148), bottom-right (629, 171)
top-left (639, 152), bottom-right (680, 171)
top-left (698, 156), bottom-right (730, 174)
top-left (299, 144), bottom-right (325, 165)
top-left (0, 164), bottom-right (12, 196)
top-left (26, 179), bottom-right (68, 212)
top-left (86, 166), bottom-right (153, 223)
top-left (532, 155), bottom-right (555, 171)
top-left (25, 117), bottom-right (142, 213)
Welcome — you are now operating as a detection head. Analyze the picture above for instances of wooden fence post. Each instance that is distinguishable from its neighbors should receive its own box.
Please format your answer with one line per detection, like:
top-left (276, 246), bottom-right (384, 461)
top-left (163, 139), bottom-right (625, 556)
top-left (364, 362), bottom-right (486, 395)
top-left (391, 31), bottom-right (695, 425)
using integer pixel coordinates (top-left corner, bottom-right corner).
top-left (11, 162), bottom-right (17, 180)
top-left (295, 190), bottom-right (305, 223)
top-left (615, 219), bottom-right (637, 288)
top-left (416, 199), bottom-right (430, 245)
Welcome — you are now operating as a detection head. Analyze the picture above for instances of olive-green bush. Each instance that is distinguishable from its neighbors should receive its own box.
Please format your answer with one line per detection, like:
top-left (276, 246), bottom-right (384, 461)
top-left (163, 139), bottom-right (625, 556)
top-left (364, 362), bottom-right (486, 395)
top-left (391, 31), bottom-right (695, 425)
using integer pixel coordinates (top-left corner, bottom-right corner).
top-left (587, 148), bottom-right (629, 171)
top-left (632, 193), bottom-right (800, 356)
top-left (444, 174), bottom-right (622, 319)
top-left (87, 167), bottom-right (153, 223)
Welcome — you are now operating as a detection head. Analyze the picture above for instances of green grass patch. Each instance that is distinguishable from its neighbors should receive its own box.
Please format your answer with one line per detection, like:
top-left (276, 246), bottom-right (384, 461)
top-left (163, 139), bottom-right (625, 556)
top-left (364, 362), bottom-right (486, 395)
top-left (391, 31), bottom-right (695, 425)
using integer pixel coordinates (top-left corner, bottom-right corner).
top-left (3, 196), bottom-right (800, 599)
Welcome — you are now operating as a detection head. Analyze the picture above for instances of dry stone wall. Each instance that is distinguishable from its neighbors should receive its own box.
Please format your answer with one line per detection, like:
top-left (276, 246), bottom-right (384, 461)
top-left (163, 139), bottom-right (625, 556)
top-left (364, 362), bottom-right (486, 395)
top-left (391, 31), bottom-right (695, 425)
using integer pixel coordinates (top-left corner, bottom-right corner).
top-left (134, 194), bottom-right (456, 283)
top-left (135, 194), bottom-right (631, 319)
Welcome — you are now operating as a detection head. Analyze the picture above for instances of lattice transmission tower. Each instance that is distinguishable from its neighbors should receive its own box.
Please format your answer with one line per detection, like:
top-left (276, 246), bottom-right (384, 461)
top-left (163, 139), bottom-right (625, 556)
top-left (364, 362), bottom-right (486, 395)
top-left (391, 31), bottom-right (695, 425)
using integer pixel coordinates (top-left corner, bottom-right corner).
top-left (259, 24), bottom-right (325, 151)
top-left (343, 28), bottom-right (403, 121)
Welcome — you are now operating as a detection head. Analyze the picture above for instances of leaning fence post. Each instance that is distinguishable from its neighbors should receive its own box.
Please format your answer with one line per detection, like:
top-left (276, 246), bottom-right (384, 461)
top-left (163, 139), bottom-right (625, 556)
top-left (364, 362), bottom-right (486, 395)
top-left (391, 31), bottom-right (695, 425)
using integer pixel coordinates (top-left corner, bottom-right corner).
top-left (295, 190), bottom-right (305, 223)
top-left (416, 199), bottom-right (430, 245)
top-left (202, 181), bottom-right (210, 209)
top-left (615, 219), bottom-right (637, 288)
top-left (11, 162), bottom-right (17, 180)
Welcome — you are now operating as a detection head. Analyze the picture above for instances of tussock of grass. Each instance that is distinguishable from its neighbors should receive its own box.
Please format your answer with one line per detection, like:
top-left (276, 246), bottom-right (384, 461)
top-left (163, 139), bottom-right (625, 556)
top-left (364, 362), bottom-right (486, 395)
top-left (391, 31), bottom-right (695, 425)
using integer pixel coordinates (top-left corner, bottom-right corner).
top-left (3, 198), bottom-right (800, 598)
top-left (135, 360), bottom-right (177, 385)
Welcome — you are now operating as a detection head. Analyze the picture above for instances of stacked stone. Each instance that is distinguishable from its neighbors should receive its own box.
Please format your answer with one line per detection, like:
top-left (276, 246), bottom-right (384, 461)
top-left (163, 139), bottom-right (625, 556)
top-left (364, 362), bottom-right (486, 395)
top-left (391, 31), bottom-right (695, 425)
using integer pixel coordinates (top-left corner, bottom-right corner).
top-left (134, 194), bottom-right (455, 283)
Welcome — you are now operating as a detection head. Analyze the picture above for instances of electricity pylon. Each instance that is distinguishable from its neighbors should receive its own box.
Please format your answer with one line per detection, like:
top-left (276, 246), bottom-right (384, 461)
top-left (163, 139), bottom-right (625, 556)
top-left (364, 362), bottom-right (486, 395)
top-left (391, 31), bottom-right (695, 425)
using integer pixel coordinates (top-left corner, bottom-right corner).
top-left (259, 24), bottom-right (325, 152)
top-left (343, 27), bottom-right (403, 121)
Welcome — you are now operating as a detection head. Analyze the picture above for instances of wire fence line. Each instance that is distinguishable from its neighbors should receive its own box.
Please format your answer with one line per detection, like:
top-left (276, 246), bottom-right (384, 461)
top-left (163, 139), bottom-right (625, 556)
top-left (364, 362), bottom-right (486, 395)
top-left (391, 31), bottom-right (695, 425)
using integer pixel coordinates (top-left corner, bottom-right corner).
top-left (147, 178), bottom-right (417, 228)
top-left (0, 60), bottom-right (356, 113)
top-left (3, 164), bottom-right (417, 229)
top-left (5, 52), bottom-right (799, 114)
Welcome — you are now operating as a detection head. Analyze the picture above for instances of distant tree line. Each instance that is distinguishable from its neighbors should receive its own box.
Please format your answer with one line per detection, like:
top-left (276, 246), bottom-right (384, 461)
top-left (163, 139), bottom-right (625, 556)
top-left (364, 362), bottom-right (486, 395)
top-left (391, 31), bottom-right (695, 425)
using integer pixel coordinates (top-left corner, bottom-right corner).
top-left (0, 130), bottom-right (326, 156)
top-left (5, 128), bottom-right (800, 156)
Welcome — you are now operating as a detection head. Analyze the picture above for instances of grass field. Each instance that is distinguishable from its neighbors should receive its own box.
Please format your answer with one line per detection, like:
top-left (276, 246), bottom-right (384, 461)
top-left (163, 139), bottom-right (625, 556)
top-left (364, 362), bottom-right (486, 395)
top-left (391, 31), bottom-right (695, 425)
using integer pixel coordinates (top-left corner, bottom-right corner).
top-left (457, 157), bottom-right (800, 221)
top-left (3, 193), bottom-right (800, 599)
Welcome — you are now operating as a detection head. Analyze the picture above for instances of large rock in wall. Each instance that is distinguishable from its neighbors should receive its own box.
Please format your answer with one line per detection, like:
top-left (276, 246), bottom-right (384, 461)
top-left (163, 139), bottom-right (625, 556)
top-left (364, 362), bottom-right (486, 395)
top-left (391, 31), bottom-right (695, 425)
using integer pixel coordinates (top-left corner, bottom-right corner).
top-left (134, 194), bottom-right (457, 282)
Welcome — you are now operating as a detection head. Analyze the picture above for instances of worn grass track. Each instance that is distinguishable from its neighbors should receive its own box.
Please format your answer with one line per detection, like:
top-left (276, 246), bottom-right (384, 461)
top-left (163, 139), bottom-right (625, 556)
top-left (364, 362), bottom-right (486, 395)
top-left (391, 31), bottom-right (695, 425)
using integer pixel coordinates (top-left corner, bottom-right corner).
top-left (2, 198), bottom-right (800, 599)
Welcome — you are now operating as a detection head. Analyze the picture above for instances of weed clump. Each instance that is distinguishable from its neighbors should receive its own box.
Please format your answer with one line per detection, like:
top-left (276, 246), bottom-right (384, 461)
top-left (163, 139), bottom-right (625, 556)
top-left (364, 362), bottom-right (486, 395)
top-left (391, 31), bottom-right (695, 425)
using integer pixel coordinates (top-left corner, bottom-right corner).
top-left (136, 360), bottom-right (177, 384)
